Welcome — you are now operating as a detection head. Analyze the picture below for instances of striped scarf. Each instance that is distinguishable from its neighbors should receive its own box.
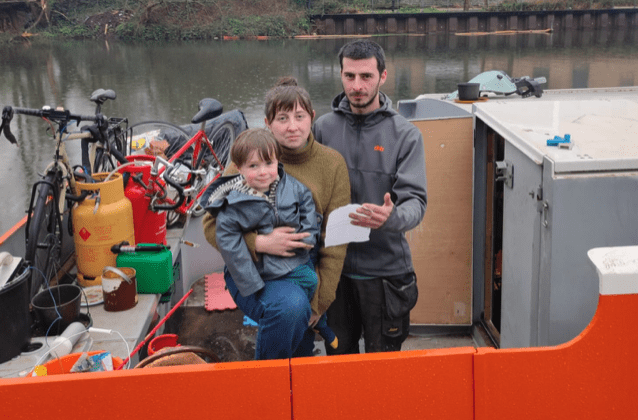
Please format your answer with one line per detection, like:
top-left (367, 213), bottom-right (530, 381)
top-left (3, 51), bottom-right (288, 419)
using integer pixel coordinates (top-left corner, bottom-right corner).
top-left (206, 174), bottom-right (280, 207)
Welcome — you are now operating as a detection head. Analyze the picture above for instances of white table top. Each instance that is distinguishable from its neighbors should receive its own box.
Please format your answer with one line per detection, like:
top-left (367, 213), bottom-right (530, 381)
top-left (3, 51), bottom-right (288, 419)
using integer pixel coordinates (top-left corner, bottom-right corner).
top-left (0, 293), bottom-right (161, 378)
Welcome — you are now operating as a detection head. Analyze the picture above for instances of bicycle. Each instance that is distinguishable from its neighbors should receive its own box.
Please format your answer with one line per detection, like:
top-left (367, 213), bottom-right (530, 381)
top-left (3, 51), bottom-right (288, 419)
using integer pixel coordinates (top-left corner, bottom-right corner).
top-left (126, 98), bottom-right (245, 227)
top-left (0, 89), bottom-right (128, 299)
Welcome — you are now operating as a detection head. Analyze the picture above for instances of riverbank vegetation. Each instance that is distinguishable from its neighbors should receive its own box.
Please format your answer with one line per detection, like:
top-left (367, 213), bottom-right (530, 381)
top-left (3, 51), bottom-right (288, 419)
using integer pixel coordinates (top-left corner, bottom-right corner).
top-left (488, 0), bottom-right (623, 11)
top-left (1, 0), bottom-right (312, 41)
top-left (0, 0), bottom-right (635, 42)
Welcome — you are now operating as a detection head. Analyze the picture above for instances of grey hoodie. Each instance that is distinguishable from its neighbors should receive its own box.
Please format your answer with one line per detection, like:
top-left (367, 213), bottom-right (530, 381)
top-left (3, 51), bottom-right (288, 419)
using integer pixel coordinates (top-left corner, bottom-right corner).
top-left (313, 92), bottom-right (427, 277)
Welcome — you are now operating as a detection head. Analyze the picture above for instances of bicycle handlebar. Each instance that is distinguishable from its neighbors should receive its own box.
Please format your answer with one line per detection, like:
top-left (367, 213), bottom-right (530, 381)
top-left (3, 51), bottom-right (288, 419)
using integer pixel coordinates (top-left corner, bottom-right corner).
top-left (1, 105), bottom-right (104, 146)
top-left (148, 156), bottom-right (186, 211)
top-left (11, 106), bottom-right (101, 123)
top-left (152, 169), bottom-right (186, 211)
top-left (2, 101), bottom-right (128, 174)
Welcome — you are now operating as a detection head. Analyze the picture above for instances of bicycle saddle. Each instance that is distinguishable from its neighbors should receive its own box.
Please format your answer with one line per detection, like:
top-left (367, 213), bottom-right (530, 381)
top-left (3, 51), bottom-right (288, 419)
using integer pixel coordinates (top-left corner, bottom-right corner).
top-left (90, 89), bottom-right (117, 105)
top-left (192, 98), bottom-right (223, 124)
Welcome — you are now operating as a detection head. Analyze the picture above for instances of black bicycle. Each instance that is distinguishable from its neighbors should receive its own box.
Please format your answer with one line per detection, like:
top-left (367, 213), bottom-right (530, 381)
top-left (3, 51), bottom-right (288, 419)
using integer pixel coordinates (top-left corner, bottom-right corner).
top-left (0, 89), bottom-right (128, 299)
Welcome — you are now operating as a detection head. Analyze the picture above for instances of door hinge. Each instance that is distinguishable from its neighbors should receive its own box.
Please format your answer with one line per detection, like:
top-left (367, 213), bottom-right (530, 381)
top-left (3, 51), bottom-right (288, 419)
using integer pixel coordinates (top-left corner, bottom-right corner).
top-left (495, 160), bottom-right (513, 188)
top-left (540, 201), bottom-right (549, 227)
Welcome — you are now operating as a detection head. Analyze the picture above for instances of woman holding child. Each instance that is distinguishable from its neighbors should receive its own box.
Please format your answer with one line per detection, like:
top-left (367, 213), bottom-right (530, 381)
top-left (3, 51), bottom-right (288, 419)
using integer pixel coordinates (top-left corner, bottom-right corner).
top-left (202, 78), bottom-right (350, 360)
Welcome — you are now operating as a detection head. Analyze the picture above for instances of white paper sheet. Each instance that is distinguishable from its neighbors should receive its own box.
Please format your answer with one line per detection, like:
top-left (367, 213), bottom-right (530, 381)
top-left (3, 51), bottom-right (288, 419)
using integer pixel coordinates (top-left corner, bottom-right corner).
top-left (324, 204), bottom-right (371, 247)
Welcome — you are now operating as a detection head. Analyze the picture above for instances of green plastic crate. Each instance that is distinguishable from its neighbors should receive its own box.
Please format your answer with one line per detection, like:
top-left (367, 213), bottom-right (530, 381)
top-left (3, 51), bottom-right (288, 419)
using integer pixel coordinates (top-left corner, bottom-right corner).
top-left (116, 244), bottom-right (173, 294)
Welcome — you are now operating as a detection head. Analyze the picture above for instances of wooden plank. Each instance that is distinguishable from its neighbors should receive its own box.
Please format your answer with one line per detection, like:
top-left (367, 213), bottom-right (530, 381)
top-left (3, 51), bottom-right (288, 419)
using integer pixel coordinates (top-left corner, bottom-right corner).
top-left (407, 117), bottom-right (474, 325)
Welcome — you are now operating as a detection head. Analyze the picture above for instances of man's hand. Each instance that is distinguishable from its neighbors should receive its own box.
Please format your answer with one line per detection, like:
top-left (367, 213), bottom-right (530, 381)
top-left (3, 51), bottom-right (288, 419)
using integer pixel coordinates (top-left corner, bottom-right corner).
top-left (308, 313), bottom-right (322, 328)
top-left (255, 226), bottom-right (312, 257)
top-left (349, 192), bottom-right (394, 229)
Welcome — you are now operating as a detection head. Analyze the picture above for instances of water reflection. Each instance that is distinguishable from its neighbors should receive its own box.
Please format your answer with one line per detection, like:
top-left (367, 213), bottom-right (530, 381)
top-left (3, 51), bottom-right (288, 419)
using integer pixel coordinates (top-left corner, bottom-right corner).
top-left (1, 28), bottom-right (637, 234)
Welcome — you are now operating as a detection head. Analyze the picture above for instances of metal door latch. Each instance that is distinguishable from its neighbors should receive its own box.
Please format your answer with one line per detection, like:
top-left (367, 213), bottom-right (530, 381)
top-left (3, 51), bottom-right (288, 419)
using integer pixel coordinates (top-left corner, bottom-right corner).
top-left (537, 200), bottom-right (550, 228)
top-left (495, 160), bottom-right (513, 188)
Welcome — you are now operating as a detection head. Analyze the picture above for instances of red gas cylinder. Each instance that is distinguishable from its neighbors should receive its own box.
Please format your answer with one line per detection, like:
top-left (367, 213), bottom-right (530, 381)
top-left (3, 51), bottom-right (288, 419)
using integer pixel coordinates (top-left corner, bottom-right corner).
top-left (118, 155), bottom-right (167, 245)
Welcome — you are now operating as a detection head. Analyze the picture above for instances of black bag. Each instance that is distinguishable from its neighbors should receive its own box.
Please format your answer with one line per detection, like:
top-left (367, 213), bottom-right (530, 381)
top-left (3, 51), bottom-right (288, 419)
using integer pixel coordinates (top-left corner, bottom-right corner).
top-left (382, 272), bottom-right (418, 320)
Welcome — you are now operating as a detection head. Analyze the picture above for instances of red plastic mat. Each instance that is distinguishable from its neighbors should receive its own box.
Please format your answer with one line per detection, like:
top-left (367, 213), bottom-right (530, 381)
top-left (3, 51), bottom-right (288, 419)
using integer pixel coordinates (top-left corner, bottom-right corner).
top-left (204, 273), bottom-right (237, 311)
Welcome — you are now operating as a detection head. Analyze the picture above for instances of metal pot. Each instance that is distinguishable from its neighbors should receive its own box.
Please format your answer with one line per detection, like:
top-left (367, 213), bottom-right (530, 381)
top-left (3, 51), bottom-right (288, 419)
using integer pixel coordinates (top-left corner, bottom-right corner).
top-left (457, 82), bottom-right (480, 101)
top-left (31, 284), bottom-right (81, 335)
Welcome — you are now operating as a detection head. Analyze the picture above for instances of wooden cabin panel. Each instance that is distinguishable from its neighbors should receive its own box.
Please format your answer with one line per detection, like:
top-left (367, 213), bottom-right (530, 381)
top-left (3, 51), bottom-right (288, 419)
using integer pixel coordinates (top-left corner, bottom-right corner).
top-left (407, 117), bottom-right (474, 325)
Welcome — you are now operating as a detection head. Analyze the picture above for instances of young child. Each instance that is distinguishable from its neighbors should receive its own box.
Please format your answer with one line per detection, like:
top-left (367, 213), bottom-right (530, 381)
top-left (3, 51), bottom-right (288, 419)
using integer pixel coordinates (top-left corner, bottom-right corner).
top-left (201, 128), bottom-right (337, 350)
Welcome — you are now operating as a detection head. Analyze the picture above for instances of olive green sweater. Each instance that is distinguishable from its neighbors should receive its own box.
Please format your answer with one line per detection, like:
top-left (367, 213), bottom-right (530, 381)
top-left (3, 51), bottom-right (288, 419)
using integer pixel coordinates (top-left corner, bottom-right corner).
top-left (203, 133), bottom-right (351, 315)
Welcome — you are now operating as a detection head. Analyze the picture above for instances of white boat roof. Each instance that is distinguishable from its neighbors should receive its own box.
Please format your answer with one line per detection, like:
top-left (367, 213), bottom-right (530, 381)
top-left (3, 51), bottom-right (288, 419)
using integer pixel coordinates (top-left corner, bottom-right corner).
top-left (413, 87), bottom-right (638, 174)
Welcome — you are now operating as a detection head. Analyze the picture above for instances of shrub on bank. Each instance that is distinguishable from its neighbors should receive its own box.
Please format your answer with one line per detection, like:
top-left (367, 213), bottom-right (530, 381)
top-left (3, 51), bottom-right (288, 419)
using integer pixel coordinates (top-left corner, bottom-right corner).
top-left (1, 0), bottom-right (635, 41)
top-left (0, 0), bottom-right (312, 41)
top-left (73, 0), bottom-right (309, 40)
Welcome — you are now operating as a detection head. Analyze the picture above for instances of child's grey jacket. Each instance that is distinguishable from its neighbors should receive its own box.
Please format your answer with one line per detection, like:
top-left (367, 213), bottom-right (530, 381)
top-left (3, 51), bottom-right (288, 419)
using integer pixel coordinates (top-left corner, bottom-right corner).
top-left (201, 164), bottom-right (319, 297)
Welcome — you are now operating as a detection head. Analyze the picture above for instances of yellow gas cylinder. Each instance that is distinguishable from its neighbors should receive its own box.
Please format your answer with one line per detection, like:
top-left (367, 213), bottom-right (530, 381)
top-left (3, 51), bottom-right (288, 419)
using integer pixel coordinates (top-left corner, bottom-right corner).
top-left (72, 172), bottom-right (135, 287)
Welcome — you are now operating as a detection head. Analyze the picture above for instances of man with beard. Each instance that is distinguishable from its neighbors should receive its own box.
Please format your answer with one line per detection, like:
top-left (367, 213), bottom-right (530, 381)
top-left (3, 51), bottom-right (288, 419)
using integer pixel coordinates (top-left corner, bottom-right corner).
top-left (313, 39), bottom-right (427, 354)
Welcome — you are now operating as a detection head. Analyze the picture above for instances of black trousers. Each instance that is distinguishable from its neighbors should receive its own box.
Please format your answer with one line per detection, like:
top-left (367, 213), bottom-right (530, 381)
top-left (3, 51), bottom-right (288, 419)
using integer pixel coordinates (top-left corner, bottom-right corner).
top-left (325, 273), bottom-right (414, 354)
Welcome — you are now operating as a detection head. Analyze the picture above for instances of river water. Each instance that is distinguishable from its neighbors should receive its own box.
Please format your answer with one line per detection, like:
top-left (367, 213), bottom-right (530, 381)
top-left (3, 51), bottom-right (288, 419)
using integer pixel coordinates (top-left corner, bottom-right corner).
top-left (1, 29), bottom-right (637, 235)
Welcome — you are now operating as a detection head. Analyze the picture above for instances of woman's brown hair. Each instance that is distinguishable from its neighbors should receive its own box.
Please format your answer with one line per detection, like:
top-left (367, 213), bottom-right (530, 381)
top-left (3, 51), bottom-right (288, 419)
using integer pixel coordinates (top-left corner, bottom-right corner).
top-left (264, 76), bottom-right (314, 124)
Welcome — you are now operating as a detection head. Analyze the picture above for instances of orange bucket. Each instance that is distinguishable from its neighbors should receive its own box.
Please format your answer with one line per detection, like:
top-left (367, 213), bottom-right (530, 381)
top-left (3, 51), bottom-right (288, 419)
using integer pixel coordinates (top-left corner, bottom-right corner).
top-left (30, 351), bottom-right (123, 376)
top-left (147, 334), bottom-right (180, 356)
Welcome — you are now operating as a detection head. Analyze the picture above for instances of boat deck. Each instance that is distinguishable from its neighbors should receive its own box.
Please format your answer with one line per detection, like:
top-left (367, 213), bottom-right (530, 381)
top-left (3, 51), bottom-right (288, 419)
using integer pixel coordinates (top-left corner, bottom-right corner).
top-left (165, 276), bottom-right (487, 362)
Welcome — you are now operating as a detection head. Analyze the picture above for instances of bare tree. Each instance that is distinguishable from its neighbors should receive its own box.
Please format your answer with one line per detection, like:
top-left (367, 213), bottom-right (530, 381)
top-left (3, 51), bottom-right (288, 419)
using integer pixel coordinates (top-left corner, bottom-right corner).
top-left (25, 0), bottom-right (51, 32)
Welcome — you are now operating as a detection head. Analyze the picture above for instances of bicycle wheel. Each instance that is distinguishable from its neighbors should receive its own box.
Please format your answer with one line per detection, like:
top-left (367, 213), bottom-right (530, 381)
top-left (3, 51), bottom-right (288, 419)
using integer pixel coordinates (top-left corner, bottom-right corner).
top-left (127, 121), bottom-right (190, 158)
top-left (191, 121), bottom-right (236, 218)
top-left (93, 127), bottom-right (127, 174)
top-left (93, 145), bottom-right (118, 174)
top-left (25, 172), bottom-right (63, 299)
top-left (209, 120), bottom-right (236, 173)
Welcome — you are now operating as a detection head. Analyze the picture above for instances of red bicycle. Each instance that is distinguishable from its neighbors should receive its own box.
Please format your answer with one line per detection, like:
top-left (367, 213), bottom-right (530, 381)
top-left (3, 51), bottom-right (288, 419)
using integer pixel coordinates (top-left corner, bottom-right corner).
top-left (125, 98), bottom-right (245, 227)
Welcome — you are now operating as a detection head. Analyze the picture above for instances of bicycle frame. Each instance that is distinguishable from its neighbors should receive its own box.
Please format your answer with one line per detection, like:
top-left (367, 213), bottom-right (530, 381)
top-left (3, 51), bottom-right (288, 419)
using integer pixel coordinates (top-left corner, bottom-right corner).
top-left (47, 130), bottom-right (94, 221)
top-left (88, 116), bottom-right (129, 174)
top-left (151, 123), bottom-right (223, 216)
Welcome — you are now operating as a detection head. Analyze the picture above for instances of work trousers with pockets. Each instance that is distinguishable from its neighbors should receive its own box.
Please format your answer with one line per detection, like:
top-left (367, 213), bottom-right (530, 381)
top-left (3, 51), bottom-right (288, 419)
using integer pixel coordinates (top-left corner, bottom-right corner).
top-left (224, 268), bottom-right (315, 360)
top-left (325, 273), bottom-right (412, 354)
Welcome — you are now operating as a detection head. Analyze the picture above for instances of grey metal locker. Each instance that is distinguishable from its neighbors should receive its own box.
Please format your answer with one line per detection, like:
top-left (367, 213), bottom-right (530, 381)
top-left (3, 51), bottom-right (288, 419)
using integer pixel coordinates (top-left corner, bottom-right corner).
top-left (473, 97), bottom-right (638, 348)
